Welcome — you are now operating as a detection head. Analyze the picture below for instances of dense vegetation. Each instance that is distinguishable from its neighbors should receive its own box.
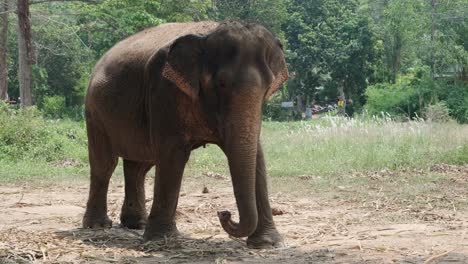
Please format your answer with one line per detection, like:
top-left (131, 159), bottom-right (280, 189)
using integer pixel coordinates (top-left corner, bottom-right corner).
top-left (0, 0), bottom-right (466, 122)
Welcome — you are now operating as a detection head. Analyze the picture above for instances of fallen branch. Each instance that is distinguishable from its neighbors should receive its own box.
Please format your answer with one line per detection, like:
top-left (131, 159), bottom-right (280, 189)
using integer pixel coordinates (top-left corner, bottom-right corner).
top-left (424, 249), bottom-right (455, 264)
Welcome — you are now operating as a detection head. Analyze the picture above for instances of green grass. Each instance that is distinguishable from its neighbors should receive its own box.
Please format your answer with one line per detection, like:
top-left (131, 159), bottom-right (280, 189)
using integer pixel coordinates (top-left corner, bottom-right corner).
top-left (187, 117), bottom-right (468, 177)
top-left (1, 106), bottom-right (467, 184)
top-left (259, 118), bottom-right (468, 177)
top-left (184, 117), bottom-right (468, 210)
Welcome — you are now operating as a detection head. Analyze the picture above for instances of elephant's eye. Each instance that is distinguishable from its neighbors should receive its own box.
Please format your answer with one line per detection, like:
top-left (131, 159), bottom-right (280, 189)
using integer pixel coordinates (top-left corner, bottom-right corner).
top-left (216, 70), bottom-right (233, 92)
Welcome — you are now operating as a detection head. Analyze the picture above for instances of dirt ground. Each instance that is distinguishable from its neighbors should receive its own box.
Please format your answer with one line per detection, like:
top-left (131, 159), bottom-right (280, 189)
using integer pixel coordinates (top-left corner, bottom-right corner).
top-left (1, 170), bottom-right (467, 264)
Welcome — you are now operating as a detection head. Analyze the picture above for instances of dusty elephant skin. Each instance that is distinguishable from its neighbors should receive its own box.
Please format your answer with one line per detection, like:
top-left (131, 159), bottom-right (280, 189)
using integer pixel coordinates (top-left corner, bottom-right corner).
top-left (82, 21), bottom-right (289, 248)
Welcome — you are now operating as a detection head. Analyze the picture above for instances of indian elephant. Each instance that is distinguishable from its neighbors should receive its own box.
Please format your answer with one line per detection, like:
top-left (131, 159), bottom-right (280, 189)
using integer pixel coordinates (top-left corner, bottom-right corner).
top-left (82, 21), bottom-right (289, 248)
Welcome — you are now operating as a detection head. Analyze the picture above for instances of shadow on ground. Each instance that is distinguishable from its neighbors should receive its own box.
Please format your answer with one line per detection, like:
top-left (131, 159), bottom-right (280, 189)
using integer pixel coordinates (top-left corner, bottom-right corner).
top-left (54, 227), bottom-right (468, 264)
top-left (55, 227), bottom-right (338, 263)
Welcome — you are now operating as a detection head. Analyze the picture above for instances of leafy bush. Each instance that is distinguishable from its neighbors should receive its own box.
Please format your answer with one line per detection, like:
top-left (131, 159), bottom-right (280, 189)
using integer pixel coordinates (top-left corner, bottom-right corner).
top-left (64, 105), bottom-right (85, 121)
top-left (364, 82), bottom-right (416, 118)
top-left (263, 96), bottom-right (301, 121)
top-left (0, 102), bottom-right (87, 162)
top-left (423, 102), bottom-right (451, 123)
top-left (365, 68), bottom-right (468, 123)
top-left (442, 81), bottom-right (468, 124)
top-left (40, 95), bottom-right (67, 118)
top-left (39, 95), bottom-right (84, 121)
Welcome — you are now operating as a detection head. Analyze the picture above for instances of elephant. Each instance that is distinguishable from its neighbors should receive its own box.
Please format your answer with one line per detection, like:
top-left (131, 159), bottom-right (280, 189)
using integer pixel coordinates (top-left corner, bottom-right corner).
top-left (82, 21), bottom-right (289, 248)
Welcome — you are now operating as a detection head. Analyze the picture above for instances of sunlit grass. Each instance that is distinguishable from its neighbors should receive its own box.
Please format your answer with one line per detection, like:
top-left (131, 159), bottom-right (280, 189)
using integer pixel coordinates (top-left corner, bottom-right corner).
top-left (187, 117), bottom-right (468, 178)
top-left (1, 116), bottom-right (467, 184)
top-left (185, 117), bottom-right (468, 209)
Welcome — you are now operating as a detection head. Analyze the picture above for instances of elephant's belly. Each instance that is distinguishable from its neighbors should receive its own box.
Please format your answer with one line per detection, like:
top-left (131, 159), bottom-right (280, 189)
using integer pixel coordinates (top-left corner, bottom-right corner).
top-left (106, 124), bottom-right (158, 163)
top-left (115, 144), bottom-right (157, 163)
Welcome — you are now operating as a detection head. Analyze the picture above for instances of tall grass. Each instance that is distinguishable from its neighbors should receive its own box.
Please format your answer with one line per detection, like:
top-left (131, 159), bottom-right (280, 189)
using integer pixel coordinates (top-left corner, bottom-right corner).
top-left (188, 116), bottom-right (468, 178)
top-left (1, 103), bottom-right (467, 182)
top-left (260, 117), bottom-right (468, 177)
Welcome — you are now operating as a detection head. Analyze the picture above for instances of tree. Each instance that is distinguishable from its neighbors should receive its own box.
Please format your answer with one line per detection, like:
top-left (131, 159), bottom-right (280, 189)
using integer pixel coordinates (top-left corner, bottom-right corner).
top-left (30, 2), bottom-right (94, 106)
top-left (76, 0), bottom-right (161, 57)
top-left (211, 0), bottom-right (287, 37)
top-left (0, 0), bottom-right (9, 101)
top-left (429, 0), bottom-right (468, 80)
top-left (285, 0), bottom-right (376, 110)
top-left (159, 0), bottom-right (211, 22)
top-left (17, 0), bottom-right (34, 107)
top-left (75, 0), bottom-right (213, 58)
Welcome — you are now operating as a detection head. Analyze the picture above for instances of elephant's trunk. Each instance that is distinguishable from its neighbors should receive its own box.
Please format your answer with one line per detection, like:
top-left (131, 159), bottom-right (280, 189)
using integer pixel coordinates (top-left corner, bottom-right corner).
top-left (218, 100), bottom-right (262, 238)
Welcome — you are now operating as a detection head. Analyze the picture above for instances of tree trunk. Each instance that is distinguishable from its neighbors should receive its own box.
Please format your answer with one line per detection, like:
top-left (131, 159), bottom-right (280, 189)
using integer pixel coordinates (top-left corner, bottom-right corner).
top-left (0, 0), bottom-right (8, 101)
top-left (17, 0), bottom-right (33, 107)
top-left (296, 95), bottom-right (303, 114)
top-left (430, 0), bottom-right (437, 79)
top-left (392, 33), bottom-right (402, 83)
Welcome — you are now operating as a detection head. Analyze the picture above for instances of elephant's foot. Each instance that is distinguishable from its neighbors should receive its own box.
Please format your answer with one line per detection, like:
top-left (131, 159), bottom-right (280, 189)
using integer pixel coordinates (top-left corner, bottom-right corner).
top-left (247, 228), bottom-right (283, 249)
top-left (120, 206), bottom-right (148, 229)
top-left (82, 213), bottom-right (112, 229)
top-left (120, 211), bottom-right (147, 230)
top-left (143, 222), bottom-right (179, 241)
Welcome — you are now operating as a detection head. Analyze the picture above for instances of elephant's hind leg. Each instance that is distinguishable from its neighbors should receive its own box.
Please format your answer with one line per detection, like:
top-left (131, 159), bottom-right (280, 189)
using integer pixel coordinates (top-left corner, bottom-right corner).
top-left (83, 121), bottom-right (118, 229)
top-left (121, 160), bottom-right (153, 229)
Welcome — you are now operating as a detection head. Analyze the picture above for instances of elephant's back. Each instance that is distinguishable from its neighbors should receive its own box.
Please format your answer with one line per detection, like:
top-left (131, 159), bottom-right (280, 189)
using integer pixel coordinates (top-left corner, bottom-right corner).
top-left (86, 21), bottom-right (218, 110)
top-left (110, 21), bottom-right (219, 60)
top-left (93, 21), bottom-right (219, 77)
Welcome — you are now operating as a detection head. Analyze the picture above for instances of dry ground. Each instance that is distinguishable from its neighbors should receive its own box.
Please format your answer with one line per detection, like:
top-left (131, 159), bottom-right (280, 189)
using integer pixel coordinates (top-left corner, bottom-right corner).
top-left (1, 167), bottom-right (467, 263)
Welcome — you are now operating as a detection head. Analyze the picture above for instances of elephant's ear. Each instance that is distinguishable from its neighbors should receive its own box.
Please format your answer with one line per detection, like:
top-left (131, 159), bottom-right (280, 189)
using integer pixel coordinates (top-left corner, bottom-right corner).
top-left (162, 34), bottom-right (204, 100)
top-left (265, 45), bottom-right (289, 100)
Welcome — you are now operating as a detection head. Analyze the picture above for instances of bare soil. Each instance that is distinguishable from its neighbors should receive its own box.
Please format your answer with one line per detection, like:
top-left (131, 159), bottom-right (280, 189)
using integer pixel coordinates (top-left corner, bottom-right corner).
top-left (1, 168), bottom-right (467, 263)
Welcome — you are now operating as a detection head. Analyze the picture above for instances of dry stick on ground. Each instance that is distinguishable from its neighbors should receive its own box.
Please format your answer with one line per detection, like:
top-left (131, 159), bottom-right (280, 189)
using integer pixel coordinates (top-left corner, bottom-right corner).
top-left (424, 249), bottom-right (455, 264)
top-left (424, 230), bottom-right (466, 263)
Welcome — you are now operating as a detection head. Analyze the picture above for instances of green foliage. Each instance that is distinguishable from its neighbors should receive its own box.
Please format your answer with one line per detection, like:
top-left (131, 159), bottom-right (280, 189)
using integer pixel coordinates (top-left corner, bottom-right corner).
top-left (0, 101), bottom-right (87, 164)
top-left (158, 0), bottom-right (211, 22)
top-left (31, 65), bottom-right (50, 104)
top-left (362, 0), bottom-right (468, 81)
top-left (76, 0), bottom-right (163, 57)
top-left (34, 8), bottom-right (92, 104)
top-left (2, 113), bottom-right (466, 182)
top-left (1, 0), bottom-right (466, 121)
top-left (40, 95), bottom-right (66, 118)
top-left (262, 96), bottom-right (301, 121)
top-left (75, 0), bottom-right (212, 57)
top-left (365, 81), bottom-right (417, 118)
top-left (285, 0), bottom-right (376, 106)
top-left (212, 0), bottom-right (287, 37)
top-left (442, 81), bottom-right (468, 124)
top-left (423, 102), bottom-right (451, 123)
top-left (365, 68), bottom-right (468, 123)
top-left (0, 102), bottom-right (61, 161)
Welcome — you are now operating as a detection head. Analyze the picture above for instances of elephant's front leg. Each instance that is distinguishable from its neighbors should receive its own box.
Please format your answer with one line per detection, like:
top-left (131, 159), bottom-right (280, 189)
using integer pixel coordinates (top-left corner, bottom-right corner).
top-left (246, 143), bottom-right (283, 248)
top-left (143, 145), bottom-right (190, 241)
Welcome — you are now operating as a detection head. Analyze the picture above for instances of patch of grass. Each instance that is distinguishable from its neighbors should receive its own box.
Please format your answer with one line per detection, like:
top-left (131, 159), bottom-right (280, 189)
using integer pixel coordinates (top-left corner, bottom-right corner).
top-left (1, 107), bottom-right (467, 185)
top-left (259, 118), bottom-right (468, 177)
top-left (0, 103), bottom-right (88, 182)
top-left (0, 161), bottom-right (88, 182)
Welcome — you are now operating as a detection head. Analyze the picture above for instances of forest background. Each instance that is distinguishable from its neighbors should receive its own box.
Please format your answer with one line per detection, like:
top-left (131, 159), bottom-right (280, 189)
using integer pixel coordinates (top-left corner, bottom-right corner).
top-left (0, 0), bottom-right (467, 123)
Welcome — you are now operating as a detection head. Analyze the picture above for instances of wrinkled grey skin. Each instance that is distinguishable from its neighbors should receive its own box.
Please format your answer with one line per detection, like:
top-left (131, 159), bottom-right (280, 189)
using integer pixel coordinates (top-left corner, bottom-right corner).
top-left (82, 21), bottom-right (289, 248)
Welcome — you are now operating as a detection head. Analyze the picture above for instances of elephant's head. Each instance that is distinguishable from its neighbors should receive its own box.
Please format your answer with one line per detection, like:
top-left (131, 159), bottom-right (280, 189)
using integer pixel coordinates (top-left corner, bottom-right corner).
top-left (162, 21), bottom-right (289, 238)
